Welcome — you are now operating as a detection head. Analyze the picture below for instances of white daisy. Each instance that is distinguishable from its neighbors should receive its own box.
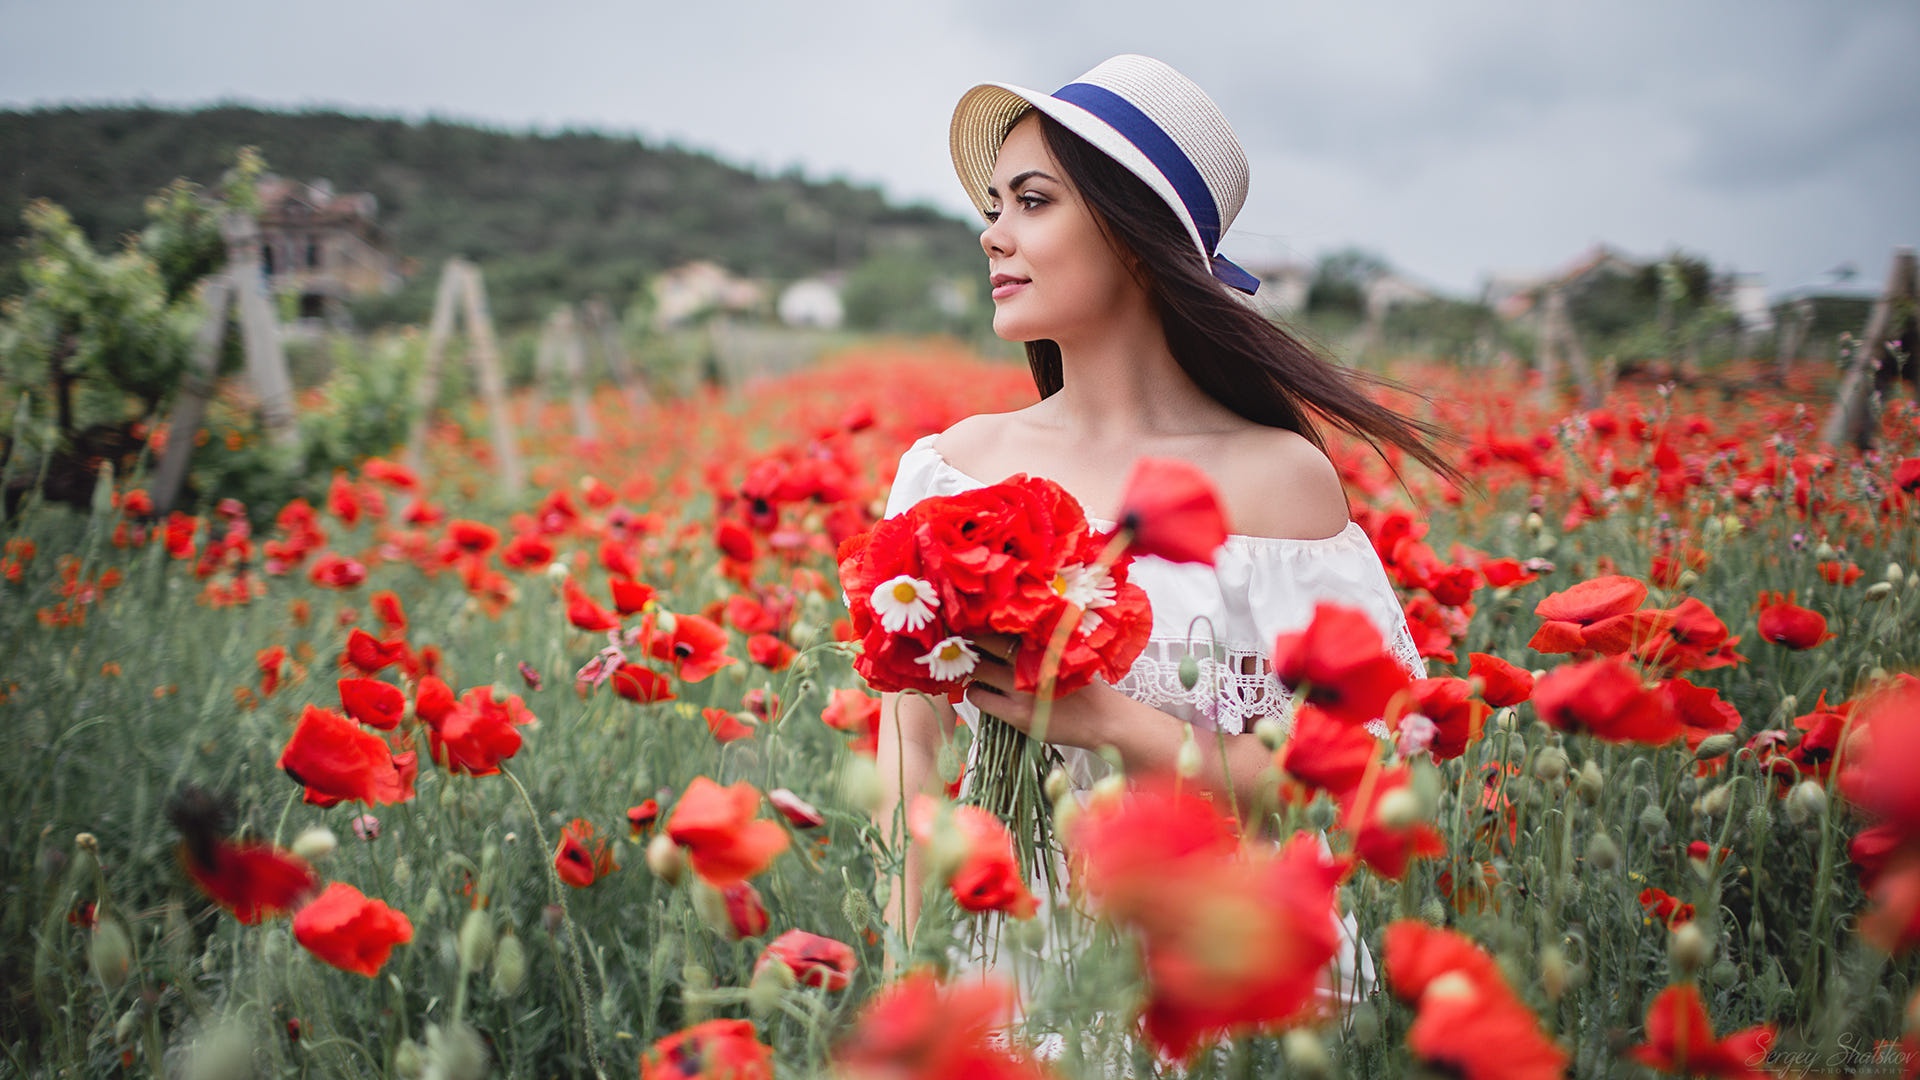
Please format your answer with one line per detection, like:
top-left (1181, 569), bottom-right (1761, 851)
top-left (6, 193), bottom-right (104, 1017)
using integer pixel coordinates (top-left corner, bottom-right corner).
top-left (870, 574), bottom-right (940, 633)
top-left (1051, 562), bottom-right (1117, 631)
top-left (914, 636), bottom-right (979, 681)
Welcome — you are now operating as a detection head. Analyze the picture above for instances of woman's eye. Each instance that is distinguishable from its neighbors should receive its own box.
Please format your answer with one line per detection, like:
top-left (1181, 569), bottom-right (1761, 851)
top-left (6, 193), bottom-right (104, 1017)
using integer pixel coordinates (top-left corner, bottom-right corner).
top-left (983, 208), bottom-right (1001, 223)
top-left (1018, 194), bottom-right (1046, 210)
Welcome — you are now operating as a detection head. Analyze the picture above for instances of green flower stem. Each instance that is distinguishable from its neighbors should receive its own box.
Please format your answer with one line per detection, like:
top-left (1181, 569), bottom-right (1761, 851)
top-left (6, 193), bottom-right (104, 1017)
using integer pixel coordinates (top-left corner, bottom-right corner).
top-left (501, 765), bottom-right (608, 1080)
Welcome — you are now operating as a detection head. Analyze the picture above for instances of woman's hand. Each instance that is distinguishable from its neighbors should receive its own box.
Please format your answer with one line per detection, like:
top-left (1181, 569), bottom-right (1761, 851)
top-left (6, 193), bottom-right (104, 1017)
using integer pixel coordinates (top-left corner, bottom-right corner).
top-left (962, 632), bottom-right (1120, 749)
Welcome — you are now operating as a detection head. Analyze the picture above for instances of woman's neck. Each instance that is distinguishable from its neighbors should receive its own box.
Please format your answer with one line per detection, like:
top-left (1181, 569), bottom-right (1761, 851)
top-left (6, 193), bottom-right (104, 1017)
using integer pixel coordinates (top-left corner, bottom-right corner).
top-left (1042, 311), bottom-right (1231, 441)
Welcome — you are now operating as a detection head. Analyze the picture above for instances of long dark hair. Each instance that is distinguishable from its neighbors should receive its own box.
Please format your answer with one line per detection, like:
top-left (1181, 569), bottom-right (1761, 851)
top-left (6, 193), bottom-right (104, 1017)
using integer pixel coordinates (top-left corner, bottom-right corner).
top-left (1024, 111), bottom-right (1465, 488)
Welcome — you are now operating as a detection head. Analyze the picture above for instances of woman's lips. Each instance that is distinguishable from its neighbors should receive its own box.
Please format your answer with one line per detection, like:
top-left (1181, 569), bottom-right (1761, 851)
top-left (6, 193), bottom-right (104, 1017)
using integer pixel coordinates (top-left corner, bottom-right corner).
top-left (990, 275), bottom-right (1030, 301)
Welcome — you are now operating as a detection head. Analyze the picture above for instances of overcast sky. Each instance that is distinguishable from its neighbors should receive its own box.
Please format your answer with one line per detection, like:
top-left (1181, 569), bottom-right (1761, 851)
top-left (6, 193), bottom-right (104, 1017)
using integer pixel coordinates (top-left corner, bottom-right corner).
top-left (3, 0), bottom-right (1915, 296)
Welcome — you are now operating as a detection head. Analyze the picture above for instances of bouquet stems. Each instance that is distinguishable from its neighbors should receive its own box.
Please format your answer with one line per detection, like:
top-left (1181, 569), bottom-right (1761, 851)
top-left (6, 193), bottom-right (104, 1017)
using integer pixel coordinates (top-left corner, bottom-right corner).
top-left (969, 711), bottom-right (1065, 897)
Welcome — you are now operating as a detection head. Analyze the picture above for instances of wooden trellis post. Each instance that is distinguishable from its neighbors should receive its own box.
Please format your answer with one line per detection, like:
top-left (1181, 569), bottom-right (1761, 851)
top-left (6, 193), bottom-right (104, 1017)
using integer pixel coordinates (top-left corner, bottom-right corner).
top-left (151, 215), bottom-right (301, 514)
top-left (537, 306), bottom-right (598, 441)
top-left (1822, 247), bottom-right (1919, 450)
top-left (403, 258), bottom-right (524, 496)
top-left (581, 297), bottom-right (650, 409)
top-left (1774, 297), bottom-right (1814, 383)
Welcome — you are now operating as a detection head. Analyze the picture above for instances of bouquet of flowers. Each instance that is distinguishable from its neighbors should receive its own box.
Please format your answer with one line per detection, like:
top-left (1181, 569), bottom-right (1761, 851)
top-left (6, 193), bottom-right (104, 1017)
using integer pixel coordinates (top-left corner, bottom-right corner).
top-left (837, 474), bottom-right (1153, 882)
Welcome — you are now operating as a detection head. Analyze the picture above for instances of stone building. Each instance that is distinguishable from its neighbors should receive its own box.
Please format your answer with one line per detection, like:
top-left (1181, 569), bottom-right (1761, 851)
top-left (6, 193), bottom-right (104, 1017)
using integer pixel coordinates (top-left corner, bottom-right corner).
top-left (255, 176), bottom-right (399, 324)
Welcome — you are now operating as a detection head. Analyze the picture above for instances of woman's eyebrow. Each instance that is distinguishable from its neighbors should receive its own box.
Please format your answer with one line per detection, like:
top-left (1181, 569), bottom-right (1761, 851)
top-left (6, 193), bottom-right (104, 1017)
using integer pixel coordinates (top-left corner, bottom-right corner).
top-left (985, 169), bottom-right (1059, 199)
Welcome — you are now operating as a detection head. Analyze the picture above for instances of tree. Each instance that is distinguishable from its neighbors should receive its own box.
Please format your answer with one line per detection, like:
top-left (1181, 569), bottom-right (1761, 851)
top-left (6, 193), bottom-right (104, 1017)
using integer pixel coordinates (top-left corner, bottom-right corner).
top-left (1307, 247), bottom-right (1391, 319)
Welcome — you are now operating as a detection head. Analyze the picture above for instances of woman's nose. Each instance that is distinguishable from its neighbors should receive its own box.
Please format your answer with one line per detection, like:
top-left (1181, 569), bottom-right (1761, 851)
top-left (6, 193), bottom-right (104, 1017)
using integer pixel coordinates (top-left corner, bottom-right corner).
top-left (980, 218), bottom-right (1010, 257)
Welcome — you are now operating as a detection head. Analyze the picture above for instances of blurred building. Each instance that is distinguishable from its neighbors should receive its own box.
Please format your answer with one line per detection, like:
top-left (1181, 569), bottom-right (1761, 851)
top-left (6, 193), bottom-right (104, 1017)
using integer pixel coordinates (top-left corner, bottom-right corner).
top-left (777, 277), bottom-right (845, 329)
top-left (255, 176), bottom-right (399, 325)
top-left (1241, 260), bottom-right (1311, 318)
top-left (652, 260), bottom-right (767, 329)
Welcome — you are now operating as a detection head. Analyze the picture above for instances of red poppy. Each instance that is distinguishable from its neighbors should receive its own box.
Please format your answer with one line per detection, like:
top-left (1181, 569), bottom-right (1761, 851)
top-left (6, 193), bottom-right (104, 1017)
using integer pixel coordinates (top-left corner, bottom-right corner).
top-left (1383, 920), bottom-right (1568, 1080)
top-left (308, 553), bottom-right (368, 589)
top-left (710, 879), bottom-right (771, 939)
top-left (1478, 557), bottom-right (1539, 588)
top-left (767, 788), bottom-right (824, 829)
top-left (1818, 560), bottom-right (1864, 586)
top-left (1274, 702), bottom-right (1378, 800)
top-left (1636, 597), bottom-right (1746, 675)
top-left (564, 578), bottom-right (621, 632)
top-left (1895, 457), bottom-right (1920, 494)
top-left (413, 674), bottom-right (456, 724)
top-left (1626, 983), bottom-right (1775, 1077)
top-left (1840, 676), bottom-right (1920, 844)
top-left (1271, 602), bottom-right (1413, 726)
top-left (1861, 855), bottom-right (1920, 955)
top-left (1755, 591), bottom-right (1833, 650)
top-left (292, 882), bottom-right (413, 977)
top-left (1533, 657), bottom-right (1681, 745)
top-left (1638, 886), bottom-right (1696, 927)
top-left (1468, 651), bottom-right (1534, 707)
top-left (257, 645), bottom-right (288, 697)
top-left (746, 633), bottom-right (797, 671)
top-left (627, 799), bottom-right (661, 838)
top-left (1405, 676), bottom-right (1488, 760)
top-left (371, 590), bottom-right (407, 633)
top-left (611, 662), bottom-right (677, 705)
top-left (1113, 456), bottom-right (1230, 565)
top-left (715, 519), bottom-right (757, 562)
top-left (822, 688), bottom-right (882, 756)
top-left (645, 613), bottom-right (738, 682)
top-left (554, 818), bottom-right (618, 888)
top-left (337, 677), bottom-right (406, 730)
top-left (610, 577), bottom-right (656, 615)
top-left (1660, 677), bottom-right (1743, 752)
top-left (344, 628), bottom-right (408, 676)
top-left (834, 970), bottom-right (1045, 1080)
top-left (756, 928), bottom-right (857, 990)
top-left (702, 707), bottom-right (758, 744)
top-left (908, 796), bottom-right (1039, 919)
top-left (666, 777), bottom-right (791, 887)
top-left (180, 838), bottom-right (317, 924)
top-left (500, 533), bottom-right (555, 570)
top-left (278, 705), bottom-right (418, 807)
top-left (642, 1018), bottom-right (774, 1080)
top-left (1344, 765), bottom-right (1447, 880)
top-left (424, 687), bottom-right (533, 777)
top-left (445, 519), bottom-right (500, 558)
top-left (1529, 574), bottom-right (1671, 656)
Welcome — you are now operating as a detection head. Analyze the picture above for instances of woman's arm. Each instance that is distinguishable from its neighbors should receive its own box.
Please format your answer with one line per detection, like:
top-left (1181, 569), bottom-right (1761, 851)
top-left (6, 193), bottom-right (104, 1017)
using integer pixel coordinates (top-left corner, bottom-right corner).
top-left (873, 690), bottom-right (957, 946)
top-left (962, 643), bottom-right (1275, 820)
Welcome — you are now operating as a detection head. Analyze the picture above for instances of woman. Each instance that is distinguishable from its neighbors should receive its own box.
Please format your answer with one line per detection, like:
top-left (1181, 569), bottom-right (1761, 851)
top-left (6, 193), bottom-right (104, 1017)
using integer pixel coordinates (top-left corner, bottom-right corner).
top-left (875, 55), bottom-right (1457, 964)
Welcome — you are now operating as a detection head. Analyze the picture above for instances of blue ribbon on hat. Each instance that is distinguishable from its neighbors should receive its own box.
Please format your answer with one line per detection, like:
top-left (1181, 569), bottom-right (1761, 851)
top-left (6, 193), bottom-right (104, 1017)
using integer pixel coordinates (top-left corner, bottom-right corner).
top-left (1053, 81), bottom-right (1260, 296)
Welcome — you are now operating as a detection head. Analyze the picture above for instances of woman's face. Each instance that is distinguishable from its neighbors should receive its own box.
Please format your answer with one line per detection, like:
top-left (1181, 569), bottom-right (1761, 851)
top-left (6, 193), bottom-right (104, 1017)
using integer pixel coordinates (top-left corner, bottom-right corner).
top-left (980, 114), bottom-right (1150, 345)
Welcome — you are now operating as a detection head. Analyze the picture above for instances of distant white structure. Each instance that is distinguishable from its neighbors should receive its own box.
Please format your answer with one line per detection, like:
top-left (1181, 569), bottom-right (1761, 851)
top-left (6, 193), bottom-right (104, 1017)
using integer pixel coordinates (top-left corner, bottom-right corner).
top-left (777, 277), bottom-right (845, 329)
top-left (651, 261), bottom-right (766, 329)
top-left (1242, 261), bottom-right (1311, 318)
top-left (1724, 273), bottom-right (1774, 334)
top-left (1364, 273), bottom-right (1440, 320)
top-left (1484, 244), bottom-right (1645, 320)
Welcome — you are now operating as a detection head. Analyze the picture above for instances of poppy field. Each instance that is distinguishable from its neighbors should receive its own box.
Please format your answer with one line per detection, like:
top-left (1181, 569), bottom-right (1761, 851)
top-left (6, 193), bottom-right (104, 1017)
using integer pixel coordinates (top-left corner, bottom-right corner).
top-left (5, 341), bottom-right (1920, 1079)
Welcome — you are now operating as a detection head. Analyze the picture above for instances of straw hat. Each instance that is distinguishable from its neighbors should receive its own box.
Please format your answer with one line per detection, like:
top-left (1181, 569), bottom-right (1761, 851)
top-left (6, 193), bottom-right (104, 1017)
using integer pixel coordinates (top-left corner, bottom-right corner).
top-left (949, 54), bottom-right (1260, 295)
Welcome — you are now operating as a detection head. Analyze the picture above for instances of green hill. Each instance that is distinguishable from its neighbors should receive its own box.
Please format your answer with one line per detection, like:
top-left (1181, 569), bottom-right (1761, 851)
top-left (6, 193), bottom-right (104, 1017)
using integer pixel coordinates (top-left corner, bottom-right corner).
top-left (0, 105), bottom-right (982, 327)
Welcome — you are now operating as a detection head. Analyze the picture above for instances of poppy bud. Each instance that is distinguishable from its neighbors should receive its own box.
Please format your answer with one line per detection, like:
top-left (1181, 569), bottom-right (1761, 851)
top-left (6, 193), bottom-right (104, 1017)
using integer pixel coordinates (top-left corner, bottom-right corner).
top-left (1785, 780), bottom-right (1827, 825)
top-left (1586, 832), bottom-right (1620, 871)
top-left (1541, 945), bottom-right (1570, 1002)
top-left (1866, 581), bottom-right (1895, 602)
top-left (392, 1040), bottom-right (426, 1079)
top-left (1043, 766), bottom-right (1070, 804)
top-left (1710, 959), bottom-right (1739, 986)
top-left (1306, 795), bottom-right (1337, 831)
top-left (840, 886), bottom-right (875, 933)
top-left (1636, 803), bottom-right (1668, 839)
top-left (457, 909), bottom-right (493, 971)
top-left (1175, 728), bottom-right (1202, 778)
top-left (1889, 562), bottom-right (1906, 587)
top-left (1052, 793), bottom-right (1080, 836)
top-left (1282, 1031), bottom-right (1332, 1077)
top-left (1676, 569), bottom-right (1699, 590)
top-left (544, 561), bottom-right (570, 582)
top-left (1177, 653), bottom-right (1201, 691)
top-left (1525, 512), bottom-right (1544, 535)
top-left (114, 1004), bottom-right (141, 1046)
top-left (1695, 783), bottom-right (1733, 818)
top-left (91, 917), bottom-right (133, 990)
top-left (490, 930), bottom-right (526, 998)
top-left (391, 857), bottom-right (412, 886)
top-left (682, 963), bottom-right (713, 1023)
top-left (1576, 760), bottom-right (1605, 804)
top-left (1669, 921), bottom-right (1712, 975)
top-left (291, 826), bottom-right (337, 862)
top-left (935, 741), bottom-right (961, 786)
top-left (747, 954), bottom-right (794, 1019)
top-left (1692, 734), bottom-right (1737, 761)
top-left (645, 833), bottom-right (684, 885)
top-left (1253, 716), bottom-right (1286, 751)
top-left (1532, 746), bottom-right (1568, 783)
top-left (1377, 787), bottom-right (1421, 830)
top-left (1090, 773), bottom-right (1127, 802)
top-left (1814, 540), bottom-right (1837, 560)
top-left (184, 1018), bottom-right (254, 1080)
top-left (1347, 1000), bottom-right (1380, 1045)
top-left (837, 756), bottom-right (881, 814)
top-left (422, 1022), bottom-right (488, 1080)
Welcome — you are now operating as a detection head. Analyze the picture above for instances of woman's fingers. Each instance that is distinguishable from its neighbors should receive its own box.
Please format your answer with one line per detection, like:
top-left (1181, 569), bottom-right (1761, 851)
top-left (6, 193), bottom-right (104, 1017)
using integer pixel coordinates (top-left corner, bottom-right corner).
top-left (971, 632), bottom-right (1018, 663)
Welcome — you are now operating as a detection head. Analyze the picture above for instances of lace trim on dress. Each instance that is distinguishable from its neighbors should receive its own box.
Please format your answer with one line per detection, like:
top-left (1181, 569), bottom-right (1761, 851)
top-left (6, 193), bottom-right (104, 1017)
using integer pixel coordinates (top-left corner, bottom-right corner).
top-left (1113, 622), bottom-right (1428, 737)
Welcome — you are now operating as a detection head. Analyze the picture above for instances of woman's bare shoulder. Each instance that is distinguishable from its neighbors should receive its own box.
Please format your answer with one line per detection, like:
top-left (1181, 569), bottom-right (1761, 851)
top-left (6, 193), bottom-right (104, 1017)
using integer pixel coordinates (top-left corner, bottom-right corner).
top-left (931, 410), bottom-right (1034, 480)
top-left (1214, 426), bottom-right (1349, 541)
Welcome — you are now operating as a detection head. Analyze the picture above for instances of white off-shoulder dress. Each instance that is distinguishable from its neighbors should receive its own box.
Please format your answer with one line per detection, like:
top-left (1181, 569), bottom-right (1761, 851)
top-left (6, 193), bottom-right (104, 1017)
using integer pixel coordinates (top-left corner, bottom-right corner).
top-left (882, 434), bottom-right (1427, 1006)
